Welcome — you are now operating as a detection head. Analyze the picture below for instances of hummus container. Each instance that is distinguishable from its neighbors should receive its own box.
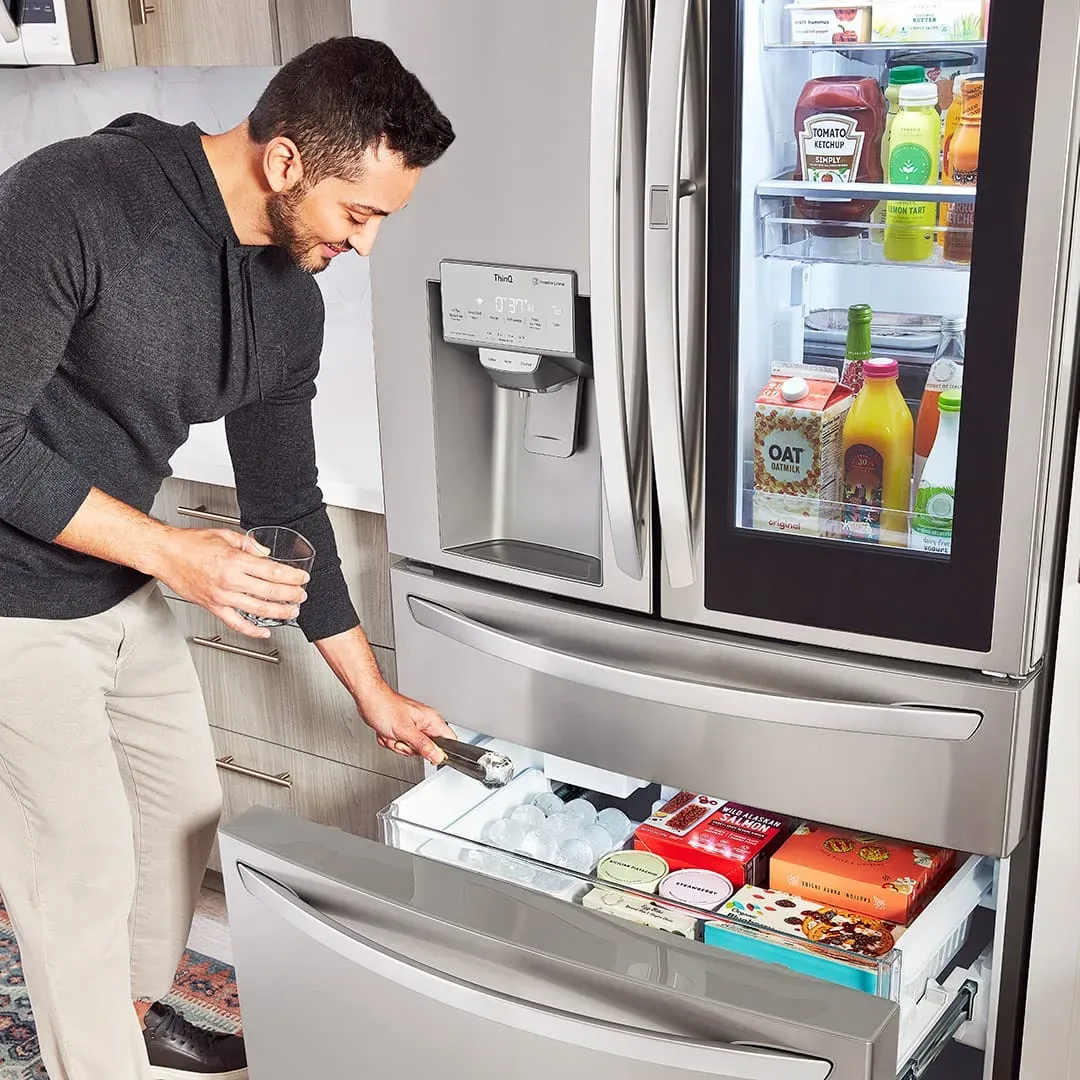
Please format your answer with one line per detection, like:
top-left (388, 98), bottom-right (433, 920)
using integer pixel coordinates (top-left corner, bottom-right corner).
top-left (658, 868), bottom-right (736, 912)
top-left (787, 3), bottom-right (873, 46)
top-left (597, 850), bottom-right (669, 893)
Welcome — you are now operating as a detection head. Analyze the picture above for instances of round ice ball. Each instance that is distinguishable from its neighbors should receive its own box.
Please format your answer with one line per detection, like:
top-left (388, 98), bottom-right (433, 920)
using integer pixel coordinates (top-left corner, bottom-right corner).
top-left (531, 791), bottom-right (566, 817)
top-left (510, 803), bottom-right (547, 831)
top-left (459, 847), bottom-right (488, 872)
top-left (581, 823), bottom-right (614, 860)
top-left (485, 818), bottom-right (527, 852)
top-left (546, 812), bottom-right (584, 842)
top-left (597, 807), bottom-right (632, 841)
top-left (565, 798), bottom-right (598, 826)
top-left (519, 828), bottom-right (558, 862)
top-left (556, 837), bottom-right (595, 874)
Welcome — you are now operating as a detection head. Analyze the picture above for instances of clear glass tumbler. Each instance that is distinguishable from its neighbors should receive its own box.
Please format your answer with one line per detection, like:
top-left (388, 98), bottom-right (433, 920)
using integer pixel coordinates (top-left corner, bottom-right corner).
top-left (238, 525), bottom-right (316, 629)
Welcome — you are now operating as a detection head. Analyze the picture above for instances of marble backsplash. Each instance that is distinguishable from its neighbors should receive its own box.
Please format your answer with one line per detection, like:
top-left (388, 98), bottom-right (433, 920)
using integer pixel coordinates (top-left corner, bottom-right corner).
top-left (0, 64), bottom-right (384, 511)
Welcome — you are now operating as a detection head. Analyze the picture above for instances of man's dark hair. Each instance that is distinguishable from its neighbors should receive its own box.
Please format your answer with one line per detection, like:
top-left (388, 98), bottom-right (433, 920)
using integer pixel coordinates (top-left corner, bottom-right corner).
top-left (249, 37), bottom-right (455, 182)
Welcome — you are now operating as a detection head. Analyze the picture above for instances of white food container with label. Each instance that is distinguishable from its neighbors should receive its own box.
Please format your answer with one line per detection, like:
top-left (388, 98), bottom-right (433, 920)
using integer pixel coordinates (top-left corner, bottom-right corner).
top-left (787, 3), bottom-right (873, 46)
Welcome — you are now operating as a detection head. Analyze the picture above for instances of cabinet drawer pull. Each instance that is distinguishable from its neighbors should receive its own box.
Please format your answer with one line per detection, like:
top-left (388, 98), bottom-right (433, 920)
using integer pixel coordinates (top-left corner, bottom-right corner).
top-left (216, 755), bottom-right (292, 788)
top-left (192, 634), bottom-right (280, 665)
top-left (177, 504), bottom-right (242, 528)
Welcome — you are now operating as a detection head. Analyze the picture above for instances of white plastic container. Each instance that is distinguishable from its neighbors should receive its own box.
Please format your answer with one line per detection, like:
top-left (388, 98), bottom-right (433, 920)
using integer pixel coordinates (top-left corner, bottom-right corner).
top-left (787, 3), bottom-right (873, 45)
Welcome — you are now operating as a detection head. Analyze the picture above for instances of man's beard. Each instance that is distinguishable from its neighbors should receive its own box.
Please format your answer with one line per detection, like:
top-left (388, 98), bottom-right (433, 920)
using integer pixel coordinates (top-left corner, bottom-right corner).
top-left (266, 187), bottom-right (329, 275)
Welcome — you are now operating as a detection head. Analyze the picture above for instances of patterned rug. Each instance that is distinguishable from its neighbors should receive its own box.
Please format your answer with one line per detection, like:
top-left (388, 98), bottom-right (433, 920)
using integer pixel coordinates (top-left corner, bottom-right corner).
top-left (0, 903), bottom-right (241, 1079)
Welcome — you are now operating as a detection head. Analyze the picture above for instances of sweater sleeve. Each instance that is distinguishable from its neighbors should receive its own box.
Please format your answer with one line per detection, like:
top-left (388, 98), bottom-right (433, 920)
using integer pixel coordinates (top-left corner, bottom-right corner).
top-left (224, 313), bottom-right (360, 644)
top-left (0, 156), bottom-right (95, 541)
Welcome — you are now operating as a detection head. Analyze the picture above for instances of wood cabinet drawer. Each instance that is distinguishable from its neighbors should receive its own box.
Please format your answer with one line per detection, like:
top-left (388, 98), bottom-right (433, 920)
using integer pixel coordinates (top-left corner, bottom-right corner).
top-left (207, 727), bottom-right (412, 873)
top-left (153, 477), bottom-right (393, 647)
top-left (168, 596), bottom-right (419, 784)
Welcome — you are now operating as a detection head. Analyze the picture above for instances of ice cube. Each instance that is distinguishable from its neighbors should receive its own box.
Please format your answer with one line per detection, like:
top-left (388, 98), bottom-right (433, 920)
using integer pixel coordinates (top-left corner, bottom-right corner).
top-left (556, 838), bottom-right (595, 874)
top-left (510, 803), bottom-right (547, 831)
top-left (459, 847), bottom-right (488, 871)
top-left (597, 807), bottom-right (632, 841)
top-left (519, 828), bottom-right (558, 863)
top-left (565, 798), bottom-right (598, 826)
top-left (504, 857), bottom-right (537, 886)
top-left (581, 824), bottom-right (614, 860)
top-left (485, 818), bottom-right (527, 852)
top-left (546, 812), bottom-right (584, 842)
top-left (531, 791), bottom-right (566, 817)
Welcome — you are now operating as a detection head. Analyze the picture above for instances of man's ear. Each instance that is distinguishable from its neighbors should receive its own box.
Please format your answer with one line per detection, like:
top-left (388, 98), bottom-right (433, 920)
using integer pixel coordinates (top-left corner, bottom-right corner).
top-left (263, 135), bottom-right (305, 194)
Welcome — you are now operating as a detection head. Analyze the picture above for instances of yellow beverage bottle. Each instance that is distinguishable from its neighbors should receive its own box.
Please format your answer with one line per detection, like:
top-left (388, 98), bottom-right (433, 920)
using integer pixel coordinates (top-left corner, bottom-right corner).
top-left (884, 82), bottom-right (941, 263)
top-left (841, 358), bottom-right (914, 547)
top-left (871, 66), bottom-right (926, 244)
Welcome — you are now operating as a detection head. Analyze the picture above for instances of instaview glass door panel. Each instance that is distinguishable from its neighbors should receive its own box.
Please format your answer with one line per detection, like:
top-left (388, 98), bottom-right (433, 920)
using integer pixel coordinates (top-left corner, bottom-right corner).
top-left (700, 0), bottom-right (1052, 658)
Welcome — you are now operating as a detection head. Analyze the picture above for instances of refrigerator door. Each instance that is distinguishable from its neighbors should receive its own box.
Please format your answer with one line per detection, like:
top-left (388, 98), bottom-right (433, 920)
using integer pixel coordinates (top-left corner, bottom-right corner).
top-left (654, 0), bottom-right (1080, 675)
top-left (392, 562), bottom-right (1039, 857)
top-left (221, 806), bottom-right (898, 1080)
top-left (363, 0), bottom-right (653, 612)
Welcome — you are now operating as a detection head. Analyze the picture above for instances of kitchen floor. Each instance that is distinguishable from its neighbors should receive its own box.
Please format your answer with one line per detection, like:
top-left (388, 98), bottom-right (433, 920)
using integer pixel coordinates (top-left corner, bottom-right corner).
top-left (187, 884), bottom-right (232, 966)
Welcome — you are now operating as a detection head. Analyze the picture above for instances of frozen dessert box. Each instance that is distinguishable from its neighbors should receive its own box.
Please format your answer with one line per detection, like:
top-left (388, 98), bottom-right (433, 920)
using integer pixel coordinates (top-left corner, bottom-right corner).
top-left (584, 887), bottom-right (698, 940)
top-left (770, 822), bottom-right (954, 925)
top-left (704, 884), bottom-right (906, 993)
top-left (633, 792), bottom-right (791, 888)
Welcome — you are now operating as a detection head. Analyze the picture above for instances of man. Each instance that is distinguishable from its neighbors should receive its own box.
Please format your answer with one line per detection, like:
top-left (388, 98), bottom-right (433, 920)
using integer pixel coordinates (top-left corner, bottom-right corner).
top-left (0, 36), bottom-right (455, 1080)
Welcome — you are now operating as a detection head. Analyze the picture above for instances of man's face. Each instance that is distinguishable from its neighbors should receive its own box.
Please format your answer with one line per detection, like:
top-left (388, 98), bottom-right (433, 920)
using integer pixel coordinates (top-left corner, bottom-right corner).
top-left (267, 145), bottom-right (421, 274)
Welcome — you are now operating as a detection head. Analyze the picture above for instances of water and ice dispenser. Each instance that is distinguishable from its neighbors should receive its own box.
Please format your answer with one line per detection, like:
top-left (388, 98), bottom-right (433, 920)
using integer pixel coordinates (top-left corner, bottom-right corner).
top-left (428, 260), bottom-right (602, 584)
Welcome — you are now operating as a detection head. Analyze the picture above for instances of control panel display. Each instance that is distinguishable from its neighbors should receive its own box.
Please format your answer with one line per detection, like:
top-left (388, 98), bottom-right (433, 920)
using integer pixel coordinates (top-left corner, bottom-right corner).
top-left (440, 261), bottom-right (576, 357)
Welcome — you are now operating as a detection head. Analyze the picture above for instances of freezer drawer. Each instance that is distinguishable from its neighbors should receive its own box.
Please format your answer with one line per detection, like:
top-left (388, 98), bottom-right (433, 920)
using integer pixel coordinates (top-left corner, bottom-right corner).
top-left (221, 806), bottom-right (898, 1080)
top-left (391, 564), bottom-right (1041, 857)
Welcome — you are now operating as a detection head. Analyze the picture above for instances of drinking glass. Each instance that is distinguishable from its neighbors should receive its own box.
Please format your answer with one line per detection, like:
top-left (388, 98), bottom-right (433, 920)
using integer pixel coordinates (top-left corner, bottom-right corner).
top-left (238, 526), bottom-right (315, 629)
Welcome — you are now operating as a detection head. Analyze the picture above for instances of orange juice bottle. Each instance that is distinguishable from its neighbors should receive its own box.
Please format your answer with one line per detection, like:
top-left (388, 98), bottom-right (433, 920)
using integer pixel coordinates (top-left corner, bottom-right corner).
top-left (841, 358), bottom-right (914, 547)
top-left (944, 77), bottom-right (984, 264)
top-left (938, 75), bottom-right (982, 244)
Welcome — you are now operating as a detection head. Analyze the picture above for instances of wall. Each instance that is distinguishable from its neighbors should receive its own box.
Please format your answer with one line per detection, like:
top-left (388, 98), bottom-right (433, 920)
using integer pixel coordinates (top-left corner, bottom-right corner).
top-left (0, 64), bottom-right (384, 512)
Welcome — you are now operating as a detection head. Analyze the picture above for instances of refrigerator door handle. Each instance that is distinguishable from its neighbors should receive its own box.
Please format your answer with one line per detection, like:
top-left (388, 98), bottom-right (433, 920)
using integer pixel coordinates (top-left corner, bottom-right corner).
top-left (590, 0), bottom-right (648, 581)
top-left (644, 0), bottom-right (701, 590)
top-left (407, 596), bottom-right (984, 741)
top-left (236, 862), bottom-right (832, 1080)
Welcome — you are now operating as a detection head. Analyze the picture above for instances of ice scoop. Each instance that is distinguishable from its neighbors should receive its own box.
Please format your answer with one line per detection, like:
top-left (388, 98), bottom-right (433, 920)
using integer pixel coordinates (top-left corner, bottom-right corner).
top-left (432, 737), bottom-right (515, 788)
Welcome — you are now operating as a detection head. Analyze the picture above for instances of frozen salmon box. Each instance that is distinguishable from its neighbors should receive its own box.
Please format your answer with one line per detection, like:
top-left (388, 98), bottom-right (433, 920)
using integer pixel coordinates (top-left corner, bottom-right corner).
top-left (769, 823), bottom-right (954, 925)
top-left (703, 885), bottom-right (906, 994)
top-left (633, 792), bottom-right (791, 889)
top-left (753, 365), bottom-right (853, 538)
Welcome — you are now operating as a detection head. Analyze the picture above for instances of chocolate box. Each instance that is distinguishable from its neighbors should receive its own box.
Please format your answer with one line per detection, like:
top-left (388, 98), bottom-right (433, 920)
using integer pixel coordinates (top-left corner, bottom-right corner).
top-left (769, 822), bottom-right (954, 925)
top-left (633, 792), bottom-right (791, 888)
top-left (704, 884), bottom-right (906, 994)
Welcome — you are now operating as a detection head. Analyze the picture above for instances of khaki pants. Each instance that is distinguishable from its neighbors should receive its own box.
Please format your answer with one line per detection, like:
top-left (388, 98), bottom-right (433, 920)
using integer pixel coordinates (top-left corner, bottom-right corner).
top-left (0, 582), bottom-right (222, 1080)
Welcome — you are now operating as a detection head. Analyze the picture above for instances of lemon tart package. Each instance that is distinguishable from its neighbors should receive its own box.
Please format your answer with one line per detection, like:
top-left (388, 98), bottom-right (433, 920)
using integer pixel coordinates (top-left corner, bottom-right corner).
top-left (769, 823), bottom-right (954, 925)
top-left (703, 885), bottom-right (907, 993)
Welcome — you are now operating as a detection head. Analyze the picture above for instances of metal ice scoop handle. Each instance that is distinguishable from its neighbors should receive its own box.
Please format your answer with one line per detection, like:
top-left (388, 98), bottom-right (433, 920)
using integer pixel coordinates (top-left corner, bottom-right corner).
top-left (433, 737), bottom-right (514, 788)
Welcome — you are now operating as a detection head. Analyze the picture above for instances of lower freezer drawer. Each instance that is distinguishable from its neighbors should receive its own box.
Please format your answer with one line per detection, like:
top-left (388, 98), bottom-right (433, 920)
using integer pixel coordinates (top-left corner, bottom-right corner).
top-left (220, 806), bottom-right (899, 1080)
top-left (380, 741), bottom-right (994, 1072)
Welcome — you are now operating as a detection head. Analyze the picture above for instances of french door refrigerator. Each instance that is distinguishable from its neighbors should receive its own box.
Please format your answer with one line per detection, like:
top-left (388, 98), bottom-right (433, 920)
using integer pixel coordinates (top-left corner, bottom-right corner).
top-left (220, 2), bottom-right (1080, 1079)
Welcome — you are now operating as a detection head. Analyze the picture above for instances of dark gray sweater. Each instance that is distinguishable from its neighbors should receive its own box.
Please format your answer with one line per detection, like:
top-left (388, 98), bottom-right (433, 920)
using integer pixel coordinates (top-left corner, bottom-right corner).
top-left (0, 114), bottom-right (359, 642)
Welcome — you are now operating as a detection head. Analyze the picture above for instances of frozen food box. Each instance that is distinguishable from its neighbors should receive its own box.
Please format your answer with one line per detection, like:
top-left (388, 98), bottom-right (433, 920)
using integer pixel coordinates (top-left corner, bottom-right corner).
top-left (583, 887), bottom-right (698, 940)
top-left (703, 885), bottom-right (906, 994)
top-left (872, 0), bottom-right (984, 42)
top-left (633, 792), bottom-right (791, 888)
top-left (787, 3), bottom-right (873, 46)
top-left (770, 822), bottom-right (955, 925)
top-left (753, 365), bottom-right (853, 538)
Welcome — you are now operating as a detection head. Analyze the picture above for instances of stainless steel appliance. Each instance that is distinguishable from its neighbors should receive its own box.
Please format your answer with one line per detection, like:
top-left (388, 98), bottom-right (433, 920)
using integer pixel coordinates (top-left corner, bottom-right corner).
top-left (0, 0), bottom-right (95, 65)
top-left (221, 2), bottom-right (1080, 1078)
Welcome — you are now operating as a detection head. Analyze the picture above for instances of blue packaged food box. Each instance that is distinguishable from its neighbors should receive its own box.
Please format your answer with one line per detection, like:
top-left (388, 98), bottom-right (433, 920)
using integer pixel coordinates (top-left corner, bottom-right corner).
top-left (703, 885), bottom-right (905, 994)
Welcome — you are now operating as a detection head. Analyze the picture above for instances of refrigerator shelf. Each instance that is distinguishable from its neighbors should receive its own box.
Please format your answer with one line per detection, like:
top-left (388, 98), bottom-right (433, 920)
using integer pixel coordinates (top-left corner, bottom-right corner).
top-left (763, 41), bottom-right (987, 53)
top-left (757, 177), bottom-right (977, 205)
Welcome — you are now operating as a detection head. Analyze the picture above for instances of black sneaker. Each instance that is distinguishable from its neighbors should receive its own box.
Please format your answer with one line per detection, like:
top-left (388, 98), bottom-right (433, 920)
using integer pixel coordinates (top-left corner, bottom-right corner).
top-left (143, 1002), bottom-right (248, 1079)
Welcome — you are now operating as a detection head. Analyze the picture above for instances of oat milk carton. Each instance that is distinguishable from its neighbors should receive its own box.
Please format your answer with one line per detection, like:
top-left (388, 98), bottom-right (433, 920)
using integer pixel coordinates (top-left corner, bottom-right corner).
top-left (753, 365), bottom-right (852, 537)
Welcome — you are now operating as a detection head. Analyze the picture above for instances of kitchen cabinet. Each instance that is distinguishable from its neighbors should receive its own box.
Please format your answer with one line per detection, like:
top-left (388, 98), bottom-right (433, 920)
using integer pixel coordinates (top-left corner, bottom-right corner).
top-left (90, 0), bottom-right (351, 70)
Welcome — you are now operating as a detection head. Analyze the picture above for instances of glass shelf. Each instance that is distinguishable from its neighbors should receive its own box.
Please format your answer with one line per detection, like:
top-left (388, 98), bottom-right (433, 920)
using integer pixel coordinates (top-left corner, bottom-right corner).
top-left (758, 177), bottom-right (977, 205)
top-left (763, 40), bottom-right (987, 53)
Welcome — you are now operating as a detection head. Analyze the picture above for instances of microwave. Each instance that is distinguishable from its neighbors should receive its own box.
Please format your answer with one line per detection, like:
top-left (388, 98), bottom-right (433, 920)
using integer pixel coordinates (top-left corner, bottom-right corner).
top-left (0, 0), bottom-right (95, 65)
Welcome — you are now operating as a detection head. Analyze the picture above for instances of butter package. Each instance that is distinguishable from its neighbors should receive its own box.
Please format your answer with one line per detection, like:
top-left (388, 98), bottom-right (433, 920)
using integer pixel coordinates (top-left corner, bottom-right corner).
top-left (583, 887), bottom-right (698, 939)
top-left (872, 0), bottom-right (984, 42)
top-left (753, 366), bottom-right (852, 538)
top-left (770, 822), bottom-right (954, 925)
top-left (704, 885), bottom-right (905, 994)
top-left (633, 792), bottom-right (791, 888)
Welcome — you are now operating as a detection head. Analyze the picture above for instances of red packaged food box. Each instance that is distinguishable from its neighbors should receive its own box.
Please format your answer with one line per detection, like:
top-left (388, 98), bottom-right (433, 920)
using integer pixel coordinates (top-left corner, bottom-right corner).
top-left (769, 822), bottom-right (955, 926)
top-left (632, 792), bottom-right (792, 888)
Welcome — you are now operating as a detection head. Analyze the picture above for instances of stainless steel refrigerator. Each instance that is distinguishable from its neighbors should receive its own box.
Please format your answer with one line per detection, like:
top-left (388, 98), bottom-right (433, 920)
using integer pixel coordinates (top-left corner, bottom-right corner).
top-left (220, 2), bottom-right (1080, 1077)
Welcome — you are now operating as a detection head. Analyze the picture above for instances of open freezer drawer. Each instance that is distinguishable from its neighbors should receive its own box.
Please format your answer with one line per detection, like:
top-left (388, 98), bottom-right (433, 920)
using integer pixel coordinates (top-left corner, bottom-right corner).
top-left (221, 806), bottom-right (899, 1080)
top-left (391, 563), bottom-right (1040, 858)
